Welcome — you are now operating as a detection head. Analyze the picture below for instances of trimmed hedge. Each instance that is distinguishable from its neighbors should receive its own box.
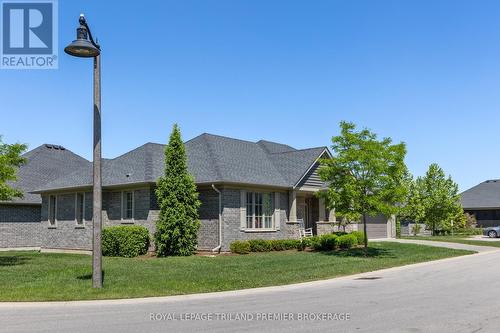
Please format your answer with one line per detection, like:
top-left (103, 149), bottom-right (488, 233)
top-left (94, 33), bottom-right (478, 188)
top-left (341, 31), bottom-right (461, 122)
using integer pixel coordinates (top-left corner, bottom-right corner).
top-left (231, 239), bottom-right (303, 254)
top-left (269, 239), bottom-right (302, 251)
top-left (337, 234), bottom-right (358, 249)
top-left (248, 239), bottom-right (272, 252)
top-left (102, 225), bottom-right (150, 258)
top-left (229, 233), bottom-right (362, 254)
top-left (230, 240), bottom-right (251, 254)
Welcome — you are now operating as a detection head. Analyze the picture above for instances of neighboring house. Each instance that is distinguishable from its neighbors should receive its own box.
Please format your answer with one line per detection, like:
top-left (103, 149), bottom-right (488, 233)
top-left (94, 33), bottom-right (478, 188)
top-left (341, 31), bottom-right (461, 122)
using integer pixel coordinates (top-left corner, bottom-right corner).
top-left (0, 133), bottom-right (396, 251)
top-left (0, 144), bottom-right (89, 248)
top-left (461, 179), bottom-right (500, 228)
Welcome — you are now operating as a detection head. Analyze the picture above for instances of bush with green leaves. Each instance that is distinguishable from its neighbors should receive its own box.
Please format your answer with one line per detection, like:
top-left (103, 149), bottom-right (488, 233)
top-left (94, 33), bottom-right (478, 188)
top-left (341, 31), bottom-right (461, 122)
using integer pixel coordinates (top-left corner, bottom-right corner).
top-left (102, 225), bottom-right (150, 258)
top-left (304, 236), bottom-right (321, 250)
top-left (230, 240), bottom-right (251, 254)
top-left (337, 234), bottom-right (358, 249)
top-left (453, 228), bottom-right (483, 236)
top-left (350, 231), bottom-right (365, 245)
top-left (305, 234), bottom-right (338, 251)
top-left (248, 239), bottom-right (273, 252)
top-left (269, 239), bottom-right (301, 251)
top-left (396, 219), bottom-right (401, 238)
top-left (230, 239), bottom-right (303, 254)
top-left (319, 234), bottom-right (338, 250)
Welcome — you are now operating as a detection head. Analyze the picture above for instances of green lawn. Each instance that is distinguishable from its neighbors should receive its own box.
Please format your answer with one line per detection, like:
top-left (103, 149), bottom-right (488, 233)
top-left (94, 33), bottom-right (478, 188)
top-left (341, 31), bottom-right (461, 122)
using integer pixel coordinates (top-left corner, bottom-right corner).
top-left (0, 242), bottom-right (473, 301)
top-left (402, 235), bottom-right (500, 248)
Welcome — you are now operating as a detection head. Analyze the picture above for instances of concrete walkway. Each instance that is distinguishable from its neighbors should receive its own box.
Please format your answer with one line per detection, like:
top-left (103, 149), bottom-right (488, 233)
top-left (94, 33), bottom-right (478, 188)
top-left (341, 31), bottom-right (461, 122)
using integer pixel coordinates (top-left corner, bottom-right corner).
top-left (376, 238), bottom-right (500, 252)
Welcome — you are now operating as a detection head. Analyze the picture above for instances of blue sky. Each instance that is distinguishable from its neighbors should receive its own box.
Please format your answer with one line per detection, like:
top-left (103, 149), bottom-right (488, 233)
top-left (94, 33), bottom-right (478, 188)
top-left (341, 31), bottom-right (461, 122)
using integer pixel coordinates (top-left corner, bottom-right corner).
top-left (1, 0), bottom-right (500, 191)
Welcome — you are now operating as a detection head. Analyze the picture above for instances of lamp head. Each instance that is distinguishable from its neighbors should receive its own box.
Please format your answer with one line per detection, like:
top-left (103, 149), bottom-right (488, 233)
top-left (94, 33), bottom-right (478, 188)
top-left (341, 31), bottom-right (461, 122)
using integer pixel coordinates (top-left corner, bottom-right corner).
top-left (64, 15), bottom-right (100, 58)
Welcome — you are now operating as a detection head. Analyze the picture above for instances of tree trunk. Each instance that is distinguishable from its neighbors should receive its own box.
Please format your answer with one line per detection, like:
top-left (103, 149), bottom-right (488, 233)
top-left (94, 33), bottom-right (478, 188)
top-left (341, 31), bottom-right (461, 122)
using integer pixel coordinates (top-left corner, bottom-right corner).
top-left (362, 213), bottom-right (368, 248)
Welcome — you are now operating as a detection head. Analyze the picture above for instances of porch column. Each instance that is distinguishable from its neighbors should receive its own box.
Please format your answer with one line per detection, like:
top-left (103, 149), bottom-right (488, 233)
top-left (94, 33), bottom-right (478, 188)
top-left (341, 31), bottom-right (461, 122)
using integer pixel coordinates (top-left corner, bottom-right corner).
top-left (319, 197), bottom-right (326, 222)
top-left (328, 208), bottom-right (336, 223)
top-left (289, 190), bottom-right (297, 222)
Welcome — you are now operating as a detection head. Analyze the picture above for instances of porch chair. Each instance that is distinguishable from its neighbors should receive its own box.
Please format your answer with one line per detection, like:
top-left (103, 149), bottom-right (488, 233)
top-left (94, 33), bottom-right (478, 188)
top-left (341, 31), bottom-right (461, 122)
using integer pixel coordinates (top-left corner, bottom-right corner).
top-left (297, 219), bottom-right (313, 239)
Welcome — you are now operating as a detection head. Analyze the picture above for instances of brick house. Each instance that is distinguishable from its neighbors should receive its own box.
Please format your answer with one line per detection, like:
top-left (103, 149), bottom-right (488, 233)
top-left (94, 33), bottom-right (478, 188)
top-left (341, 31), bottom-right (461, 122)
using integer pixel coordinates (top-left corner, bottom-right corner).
top-left (0, 133), bottom-right (395, 251)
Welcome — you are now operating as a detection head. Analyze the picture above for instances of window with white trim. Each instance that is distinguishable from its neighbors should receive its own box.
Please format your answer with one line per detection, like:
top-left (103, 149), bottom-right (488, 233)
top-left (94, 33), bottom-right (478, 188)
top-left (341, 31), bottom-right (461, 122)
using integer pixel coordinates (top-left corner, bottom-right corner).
top-left (246, 192), bottom-right (274, 229)
top-left (122, 191), bottom-right (134, 220)
top-left (48, 195), bottom-right (56, 226)
top-left (75, 193), bottom-right (85, 225)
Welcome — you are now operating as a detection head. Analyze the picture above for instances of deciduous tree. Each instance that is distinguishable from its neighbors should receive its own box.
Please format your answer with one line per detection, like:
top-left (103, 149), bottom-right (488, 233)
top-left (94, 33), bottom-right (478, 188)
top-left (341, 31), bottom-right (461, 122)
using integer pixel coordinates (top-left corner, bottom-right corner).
top-left (318, 122), bottom-right (408, 248)
top-left (0, 137), bottom-right (27, 201)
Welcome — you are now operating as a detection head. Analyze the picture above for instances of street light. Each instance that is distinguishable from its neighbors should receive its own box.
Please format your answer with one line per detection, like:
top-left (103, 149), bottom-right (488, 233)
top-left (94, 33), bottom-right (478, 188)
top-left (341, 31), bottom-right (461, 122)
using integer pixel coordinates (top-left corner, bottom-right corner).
top-left (65, 14), bottom-right (103, 289)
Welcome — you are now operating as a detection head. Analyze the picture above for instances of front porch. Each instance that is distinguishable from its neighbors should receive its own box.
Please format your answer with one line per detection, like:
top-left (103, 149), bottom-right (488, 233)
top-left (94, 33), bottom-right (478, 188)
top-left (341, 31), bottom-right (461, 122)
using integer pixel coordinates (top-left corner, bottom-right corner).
top-left (286, 190), bottom-right (351, 236)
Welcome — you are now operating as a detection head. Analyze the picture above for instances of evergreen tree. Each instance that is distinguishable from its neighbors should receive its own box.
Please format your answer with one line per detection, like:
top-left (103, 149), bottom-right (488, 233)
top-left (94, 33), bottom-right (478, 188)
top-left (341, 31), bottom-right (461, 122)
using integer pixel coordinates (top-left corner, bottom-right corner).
top-left (154, 125), bottom-right (201, 256)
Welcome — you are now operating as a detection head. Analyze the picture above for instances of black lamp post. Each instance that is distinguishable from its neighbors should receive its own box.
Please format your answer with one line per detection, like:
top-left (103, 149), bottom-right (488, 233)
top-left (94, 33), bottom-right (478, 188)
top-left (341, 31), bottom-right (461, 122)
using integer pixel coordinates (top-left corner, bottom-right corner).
top-left (65, 14), bottom-right (102, 289)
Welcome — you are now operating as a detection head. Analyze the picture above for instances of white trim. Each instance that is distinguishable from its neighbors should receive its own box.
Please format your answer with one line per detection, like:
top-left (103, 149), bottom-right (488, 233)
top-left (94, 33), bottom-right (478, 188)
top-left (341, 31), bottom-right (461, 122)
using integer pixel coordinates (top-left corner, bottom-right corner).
top-left (74, 192), bottom-right (86, 227)
top-left (242, 191), bottom-right (276, 231)
top-left (121, 190), bottom-right (135, 222)
top-left (293, 148), bottom-right (331, 189)
top-left (48, 194), bottom-right (57, 228)
top-left (274, 192), bottom-right (281, 230)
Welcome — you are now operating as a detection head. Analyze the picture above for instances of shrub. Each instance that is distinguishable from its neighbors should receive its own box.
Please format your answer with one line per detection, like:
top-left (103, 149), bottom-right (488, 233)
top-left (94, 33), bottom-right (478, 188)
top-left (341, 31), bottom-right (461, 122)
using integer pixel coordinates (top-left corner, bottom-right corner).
top-left (247, 239), bottom-right (303, 252)
top-left (305, 236), bottom-right (321, 251)
top-left (453, 227), bottom-right (483, 236)
top-left (305, 234), bottom-right (338, 251)
top-left (333, 231), bottom-right (348, 237)
top-left (248, 239), bottom-right (273, 252)
top-left (396, 219), bottom-right (401, 238)
top-left (319, 234), bottom-right (338, 251)
top-left (412, 223), bottom-right (422, 236)
top-left (269, 239), bottom-right (301, 251)
top-left (350, 231), bottom-right (365, 245)
top-left (102, 225), bottom-right (150, 258)
top-left (337, 234), bottom-right (358, 249)
top-left (230, 240), bottom-right (251, 254)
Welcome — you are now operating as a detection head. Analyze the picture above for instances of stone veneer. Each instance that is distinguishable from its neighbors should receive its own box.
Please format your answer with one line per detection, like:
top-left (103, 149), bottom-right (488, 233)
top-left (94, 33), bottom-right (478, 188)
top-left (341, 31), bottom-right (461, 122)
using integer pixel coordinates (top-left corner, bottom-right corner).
top-left (0, 185), bottom-right (348, 251)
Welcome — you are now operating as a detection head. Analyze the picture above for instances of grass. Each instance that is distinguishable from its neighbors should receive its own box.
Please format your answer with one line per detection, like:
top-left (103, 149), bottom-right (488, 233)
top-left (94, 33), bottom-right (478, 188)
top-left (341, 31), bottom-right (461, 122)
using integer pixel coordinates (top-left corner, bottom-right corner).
top-left (0, 242), bottom-right (473, 301)
top-left (402, 235), bottom-right (500, 248)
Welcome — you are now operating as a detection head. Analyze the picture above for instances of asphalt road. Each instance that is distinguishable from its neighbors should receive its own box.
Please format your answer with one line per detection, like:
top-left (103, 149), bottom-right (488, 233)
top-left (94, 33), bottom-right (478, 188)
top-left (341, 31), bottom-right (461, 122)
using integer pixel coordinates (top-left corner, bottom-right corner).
top-left (1, 243), bottom-right (500, 333)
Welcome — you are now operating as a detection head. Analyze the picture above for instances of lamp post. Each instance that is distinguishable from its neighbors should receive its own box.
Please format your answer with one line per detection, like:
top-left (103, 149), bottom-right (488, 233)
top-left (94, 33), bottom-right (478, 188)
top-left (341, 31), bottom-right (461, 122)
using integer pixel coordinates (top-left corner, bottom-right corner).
top-left (65, 14), bottom-right (102, 288)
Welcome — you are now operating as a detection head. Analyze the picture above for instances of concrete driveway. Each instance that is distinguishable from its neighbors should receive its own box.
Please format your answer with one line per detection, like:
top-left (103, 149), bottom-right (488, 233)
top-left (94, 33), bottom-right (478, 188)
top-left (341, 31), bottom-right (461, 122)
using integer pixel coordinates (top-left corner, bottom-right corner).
top-left (1, 242), bottom-right (500, 333)
top-left (468, 235), bottom-right (500, 242)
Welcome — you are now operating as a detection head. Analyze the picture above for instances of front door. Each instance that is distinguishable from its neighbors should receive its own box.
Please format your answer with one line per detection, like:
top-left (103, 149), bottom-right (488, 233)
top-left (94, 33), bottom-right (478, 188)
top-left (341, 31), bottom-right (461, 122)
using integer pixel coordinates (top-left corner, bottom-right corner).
top-left (304, 203), bottom-right (310, 229)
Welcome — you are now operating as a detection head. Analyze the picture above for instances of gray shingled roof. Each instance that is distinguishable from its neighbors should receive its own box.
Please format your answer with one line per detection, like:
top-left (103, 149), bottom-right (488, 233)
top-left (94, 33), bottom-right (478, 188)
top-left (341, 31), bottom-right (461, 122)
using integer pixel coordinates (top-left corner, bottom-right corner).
top-left (2, 144), bottom-right (89, 204)
top-left (461, 180), bottom-right (500, 209)
top-left (34, 133), bottom-right (328, 192)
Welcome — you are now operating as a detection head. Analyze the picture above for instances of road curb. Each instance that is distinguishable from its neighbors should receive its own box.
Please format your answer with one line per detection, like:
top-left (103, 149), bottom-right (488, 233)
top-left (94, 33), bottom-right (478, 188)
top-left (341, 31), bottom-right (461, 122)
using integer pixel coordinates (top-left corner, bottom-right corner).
top-left (1, 245), bottom-right (497, 308)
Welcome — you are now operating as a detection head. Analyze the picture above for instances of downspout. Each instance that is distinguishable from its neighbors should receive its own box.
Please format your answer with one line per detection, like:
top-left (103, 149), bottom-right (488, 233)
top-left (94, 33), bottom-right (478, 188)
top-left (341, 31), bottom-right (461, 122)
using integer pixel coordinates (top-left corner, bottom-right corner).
top-left (211, 184), bottom-right (222, 253)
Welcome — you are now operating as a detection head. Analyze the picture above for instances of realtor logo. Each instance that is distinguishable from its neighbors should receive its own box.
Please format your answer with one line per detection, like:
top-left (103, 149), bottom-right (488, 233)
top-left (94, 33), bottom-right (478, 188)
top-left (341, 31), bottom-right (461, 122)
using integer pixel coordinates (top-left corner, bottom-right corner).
top-left (1, 0), bottom-right (58, 69)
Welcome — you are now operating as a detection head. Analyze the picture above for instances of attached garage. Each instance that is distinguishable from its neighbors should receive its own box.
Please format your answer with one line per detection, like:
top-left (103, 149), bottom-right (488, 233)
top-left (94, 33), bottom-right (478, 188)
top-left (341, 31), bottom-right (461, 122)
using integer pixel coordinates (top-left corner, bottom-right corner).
top-left (358, 214), bottom-right (395, 239)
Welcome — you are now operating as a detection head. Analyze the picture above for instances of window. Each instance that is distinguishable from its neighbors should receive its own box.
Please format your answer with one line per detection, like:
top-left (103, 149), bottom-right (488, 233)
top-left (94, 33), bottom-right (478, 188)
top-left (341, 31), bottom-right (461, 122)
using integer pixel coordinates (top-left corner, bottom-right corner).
top-left (48, 195), bottom-right (56, 226)
top-left (122, 191), bottom-right (134, 220)
top-left (246, 192), bottom-right (274, 229)
top-left (75, 193), bottom-right (85, 225)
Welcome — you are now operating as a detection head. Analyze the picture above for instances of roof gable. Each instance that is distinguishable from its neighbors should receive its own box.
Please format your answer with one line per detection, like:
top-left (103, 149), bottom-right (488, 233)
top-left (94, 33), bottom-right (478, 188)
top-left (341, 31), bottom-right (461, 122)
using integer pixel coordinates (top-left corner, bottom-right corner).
top-left (5, 144), bottom-right (89, 204)
top-left (34, 134), bottom-right (329, 192)
top-left (461, 180), bottom-right (500, 209)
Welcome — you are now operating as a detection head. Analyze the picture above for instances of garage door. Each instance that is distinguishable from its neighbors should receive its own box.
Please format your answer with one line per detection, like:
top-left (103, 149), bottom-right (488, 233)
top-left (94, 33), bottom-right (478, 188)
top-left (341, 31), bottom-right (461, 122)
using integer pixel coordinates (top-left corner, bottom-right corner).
top-left (359, 214), bottom-right (388, 239)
